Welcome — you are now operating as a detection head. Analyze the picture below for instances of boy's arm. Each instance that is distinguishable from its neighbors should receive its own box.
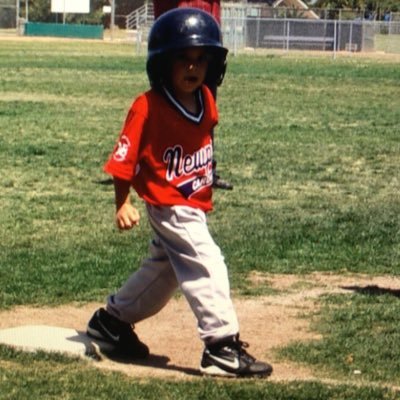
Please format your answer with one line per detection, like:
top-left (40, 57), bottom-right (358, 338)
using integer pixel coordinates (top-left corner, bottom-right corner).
top-left (113, 177), bottom-right (140, 230)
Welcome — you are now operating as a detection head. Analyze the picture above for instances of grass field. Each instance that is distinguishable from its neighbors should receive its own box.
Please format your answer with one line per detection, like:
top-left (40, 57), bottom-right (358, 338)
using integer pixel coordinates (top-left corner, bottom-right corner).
top-left (375, 33), bottom-right (400, 53)
top-left (0, 39), bottom-right (399, 399)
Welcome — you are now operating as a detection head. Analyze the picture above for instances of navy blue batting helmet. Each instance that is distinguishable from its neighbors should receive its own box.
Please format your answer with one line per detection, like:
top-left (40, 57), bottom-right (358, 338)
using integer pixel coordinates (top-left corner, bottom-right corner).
top-left (146, 7), bottom-right (228, 89)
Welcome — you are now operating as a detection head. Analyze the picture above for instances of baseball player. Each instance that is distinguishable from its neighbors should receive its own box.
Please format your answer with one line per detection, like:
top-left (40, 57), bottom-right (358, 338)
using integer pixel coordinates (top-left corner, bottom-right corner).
top-left (87, 8), bottom-right (272, 378)
top-left (153, 0), bottom-right (221, 24)
top-left (152, 0), bottom-right (233, 191)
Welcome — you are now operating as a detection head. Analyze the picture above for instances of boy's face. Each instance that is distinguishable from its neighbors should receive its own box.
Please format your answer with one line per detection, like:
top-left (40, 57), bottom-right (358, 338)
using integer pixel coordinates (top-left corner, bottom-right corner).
top-left (170, 47), bottom-right (209, 97)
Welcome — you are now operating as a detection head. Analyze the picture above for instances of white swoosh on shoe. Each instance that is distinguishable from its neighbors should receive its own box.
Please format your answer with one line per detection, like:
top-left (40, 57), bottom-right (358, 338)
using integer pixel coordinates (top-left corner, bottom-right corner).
top-left (98, 317), bottom-right (120, 342)
top-left (208, 353), bottom-right (240, 370)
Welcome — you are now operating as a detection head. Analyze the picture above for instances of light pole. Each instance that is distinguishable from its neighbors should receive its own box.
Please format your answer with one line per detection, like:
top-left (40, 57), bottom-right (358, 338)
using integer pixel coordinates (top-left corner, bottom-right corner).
top-left (16, 0), bottom-right (20, 30)
top-left (111, 0), bottom-right (116, 40)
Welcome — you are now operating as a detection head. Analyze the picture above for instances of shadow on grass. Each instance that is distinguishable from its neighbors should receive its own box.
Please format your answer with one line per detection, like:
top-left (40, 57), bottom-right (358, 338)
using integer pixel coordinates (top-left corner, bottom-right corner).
top-left (94, 178), bottom-right (113, 185)
top-left (102, 350), bottom-right (201, 376)
top-left (93, 343), bottom-right (201, 377)
top-left (341, 285), bottom-right (400, 298)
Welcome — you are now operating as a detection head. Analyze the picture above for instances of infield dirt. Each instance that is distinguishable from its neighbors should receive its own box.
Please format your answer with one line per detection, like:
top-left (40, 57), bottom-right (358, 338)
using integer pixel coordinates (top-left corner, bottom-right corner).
top-left (0, 273), bottom-right (399, 382)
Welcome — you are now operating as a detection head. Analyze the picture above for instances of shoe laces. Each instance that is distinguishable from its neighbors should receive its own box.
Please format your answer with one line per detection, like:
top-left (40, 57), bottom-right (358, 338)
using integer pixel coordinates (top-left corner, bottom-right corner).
top-left (106, 312), bottom-right (135, 339)
top-left (209, 335), bottom-right (256, 362)
top-left (228, 336), bottom-right (256, 363)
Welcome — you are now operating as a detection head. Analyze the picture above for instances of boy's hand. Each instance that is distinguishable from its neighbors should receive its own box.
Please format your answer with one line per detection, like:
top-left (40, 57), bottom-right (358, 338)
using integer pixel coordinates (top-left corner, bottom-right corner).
top-left (115, 203), bottom-right (140, 230)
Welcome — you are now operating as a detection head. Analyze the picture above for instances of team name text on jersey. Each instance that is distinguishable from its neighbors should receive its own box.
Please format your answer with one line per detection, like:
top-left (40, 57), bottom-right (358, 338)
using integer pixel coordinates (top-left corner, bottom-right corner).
top-left (163, 143), bottom-right (213, 182)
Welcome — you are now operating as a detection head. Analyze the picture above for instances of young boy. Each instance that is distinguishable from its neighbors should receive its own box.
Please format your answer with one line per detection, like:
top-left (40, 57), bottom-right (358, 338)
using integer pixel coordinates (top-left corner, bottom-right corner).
top-left (87, 8), bottom-right (272, 378)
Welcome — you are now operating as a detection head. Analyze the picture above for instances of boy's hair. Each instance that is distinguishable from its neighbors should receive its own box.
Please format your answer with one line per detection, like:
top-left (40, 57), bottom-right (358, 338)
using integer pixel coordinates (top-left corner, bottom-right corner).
top-left (147, 7), bottom-right (228, 90)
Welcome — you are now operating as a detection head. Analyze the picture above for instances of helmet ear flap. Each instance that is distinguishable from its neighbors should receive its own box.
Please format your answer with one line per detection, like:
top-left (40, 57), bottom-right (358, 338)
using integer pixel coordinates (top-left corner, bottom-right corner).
top-left (146, 54), bottom-right (171, 89)
top-left (205, 57), bottom-right (227, 88)
top-left (146, 57), bottom-right (160, 88)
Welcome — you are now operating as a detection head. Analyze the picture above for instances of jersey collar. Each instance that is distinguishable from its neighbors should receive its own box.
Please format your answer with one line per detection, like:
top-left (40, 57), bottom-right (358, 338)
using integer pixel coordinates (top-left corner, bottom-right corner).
top-left (162, 86), bottom-right (204, 124)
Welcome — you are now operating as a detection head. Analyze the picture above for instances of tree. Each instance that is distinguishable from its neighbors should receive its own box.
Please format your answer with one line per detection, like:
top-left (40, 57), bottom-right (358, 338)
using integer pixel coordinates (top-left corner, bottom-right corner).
top-left (28, 0), bottom-right (52, 22)
top-left (313, 0), bottom-right (366, 8)
top-left (115, 0), bottom-right (144, 16)
top-left (312, 0), bottom-right (398, 19)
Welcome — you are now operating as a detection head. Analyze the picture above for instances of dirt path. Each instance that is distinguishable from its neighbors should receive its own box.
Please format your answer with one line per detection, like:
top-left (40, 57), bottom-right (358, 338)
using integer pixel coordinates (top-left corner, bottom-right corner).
top-left (1, 273), bottom-right (399, 382)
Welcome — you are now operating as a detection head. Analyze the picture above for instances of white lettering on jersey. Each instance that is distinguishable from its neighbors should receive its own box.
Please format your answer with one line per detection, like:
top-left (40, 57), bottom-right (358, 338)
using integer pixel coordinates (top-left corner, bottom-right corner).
top-left (163, 144), bottom-right (213, 182)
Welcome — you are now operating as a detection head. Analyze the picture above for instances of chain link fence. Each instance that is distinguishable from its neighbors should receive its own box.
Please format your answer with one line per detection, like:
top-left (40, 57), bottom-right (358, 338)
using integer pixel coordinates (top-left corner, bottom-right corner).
top-left (219, 3), bottom-right (400, 55)
top-left (0, 0), bottom-right (16, 30)
top-left (1, 2), bottom-right (399, 55)
top-left (223, 17), bottom-right (400, 55)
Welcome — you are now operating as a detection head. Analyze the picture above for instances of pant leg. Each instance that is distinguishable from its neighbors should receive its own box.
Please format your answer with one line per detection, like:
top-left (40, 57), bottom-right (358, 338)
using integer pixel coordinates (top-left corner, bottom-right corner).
top-left (106, 235), bottom-right (178, 324)
top-left (146, 204), bottom-right (239, 343)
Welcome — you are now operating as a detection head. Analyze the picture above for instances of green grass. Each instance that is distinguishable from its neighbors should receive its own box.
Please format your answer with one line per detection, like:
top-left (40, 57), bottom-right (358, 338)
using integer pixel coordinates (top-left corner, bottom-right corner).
top-left (0, 40), bottom-right (400, 398)
top-left (0, 346), bottom-right (398, 400)
top-left (279, 291), bottom-right (400, 386)
top-left (375, 33), bottom-right (400, 53)
top-left (1, 42), bottom-right (399, 308)
top-left (215, 55), bottom-right (400, 276)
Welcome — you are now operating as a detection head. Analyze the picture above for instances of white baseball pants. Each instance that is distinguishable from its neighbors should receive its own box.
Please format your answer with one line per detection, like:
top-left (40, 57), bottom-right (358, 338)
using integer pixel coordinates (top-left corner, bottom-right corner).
top-left (107, 203), bottom-right (239, 344)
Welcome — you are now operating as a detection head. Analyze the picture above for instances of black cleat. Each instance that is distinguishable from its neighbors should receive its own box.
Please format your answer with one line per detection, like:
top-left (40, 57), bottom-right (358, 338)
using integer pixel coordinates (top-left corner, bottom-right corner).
top-left (200, 335), bottom-right (272, 378)
top-left (87, 308), bottom-right (149, 359)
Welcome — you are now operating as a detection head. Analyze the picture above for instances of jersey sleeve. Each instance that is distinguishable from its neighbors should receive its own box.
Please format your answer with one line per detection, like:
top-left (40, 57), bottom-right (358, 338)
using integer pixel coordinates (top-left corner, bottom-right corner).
top-left (104, 96), bottom-right (148, 181)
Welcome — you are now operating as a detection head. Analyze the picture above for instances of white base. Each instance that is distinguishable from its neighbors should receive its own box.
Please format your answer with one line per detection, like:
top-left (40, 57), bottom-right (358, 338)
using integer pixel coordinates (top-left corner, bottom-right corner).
top-left (0, 325), bottom-right (113, 359)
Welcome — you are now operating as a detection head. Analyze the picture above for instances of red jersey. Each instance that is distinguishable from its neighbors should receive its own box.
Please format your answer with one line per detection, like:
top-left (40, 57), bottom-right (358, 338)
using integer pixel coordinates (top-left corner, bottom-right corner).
top-left (153, 0), bottom-right (221, 24)
top-left (104, 85), bottom-right (218, 212)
